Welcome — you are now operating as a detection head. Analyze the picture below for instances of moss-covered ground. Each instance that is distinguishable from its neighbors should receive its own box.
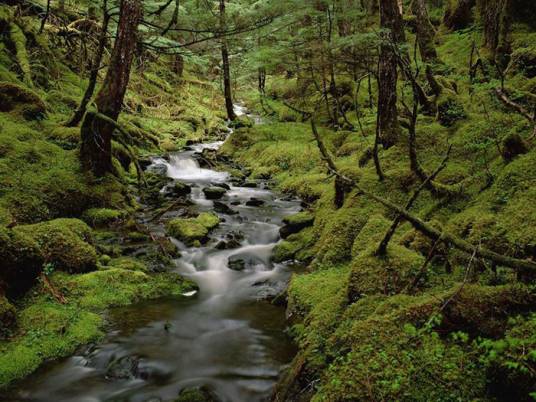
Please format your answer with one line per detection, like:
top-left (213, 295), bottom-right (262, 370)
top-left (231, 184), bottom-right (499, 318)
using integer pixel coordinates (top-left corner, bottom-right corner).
top-left (220, 9), bottom-right (536, 400)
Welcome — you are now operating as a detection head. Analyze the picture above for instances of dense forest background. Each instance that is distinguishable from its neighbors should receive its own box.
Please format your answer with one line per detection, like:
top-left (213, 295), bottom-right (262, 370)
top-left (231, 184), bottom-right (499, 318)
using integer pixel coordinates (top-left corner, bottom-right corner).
top-left (1, 0), bottom-right (536, 400)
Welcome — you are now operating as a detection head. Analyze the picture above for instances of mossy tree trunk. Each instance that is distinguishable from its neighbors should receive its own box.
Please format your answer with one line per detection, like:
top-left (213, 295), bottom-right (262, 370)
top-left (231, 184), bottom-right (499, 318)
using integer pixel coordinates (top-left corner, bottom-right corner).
top-left (220, 0), bottom-right (236, 121)
top-left (444, 0), bottom-right (476, 30)
top-left (478, 0), bottom-right (513, 63)
top-left (80, 0), bottom-right (142, 176)
top-left (411, 0), bottom-right (440, 64)
top-left (66, 0), bottom-right (110, 127)
top-left (377, 0), bottom-right (405, 149)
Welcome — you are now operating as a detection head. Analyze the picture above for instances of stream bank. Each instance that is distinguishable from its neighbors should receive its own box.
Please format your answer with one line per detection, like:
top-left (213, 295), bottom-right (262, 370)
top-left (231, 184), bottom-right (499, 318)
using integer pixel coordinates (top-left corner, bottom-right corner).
top-left (4, 105), bottom-right (302, 402)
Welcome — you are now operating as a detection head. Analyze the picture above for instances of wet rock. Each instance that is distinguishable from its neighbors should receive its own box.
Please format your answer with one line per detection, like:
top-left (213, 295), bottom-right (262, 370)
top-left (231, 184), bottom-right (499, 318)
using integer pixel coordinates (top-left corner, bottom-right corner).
top-left (241, 181), bottom-right (258, 188)
top-left (212, 182), bottom-right (230, 190)
top-left (246, 198), bottom-right (265, 207)
top-left (213, 201), bottom-right (237, 215)
top-left (203, 187), bottom-right (227, 200)
top-left (279, 212), bottom-right (315, 239)
top-left (106, 355), bottom-right (140, 380)
top-left (228, 252), bottom-right (267, 271)
top-left (252, 279), bottom-right (287, 301)
top-left (230, 201), bottom-right (241, 206)
top-left (175, 386), bottom-right (221, 402)
top-left (139, 158), bottom-right (153, 170)
top-left (147, 163), bottom-right (168, 176)
top-left (169, 181), bottom-right (192, 197)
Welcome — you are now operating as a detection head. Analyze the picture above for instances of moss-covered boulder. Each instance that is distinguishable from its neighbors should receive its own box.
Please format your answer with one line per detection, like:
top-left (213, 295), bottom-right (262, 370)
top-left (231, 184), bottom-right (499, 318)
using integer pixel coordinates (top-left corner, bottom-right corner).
top-left (279, 211), bottom-right (314, 239)
top-left (166, 213), bottom-right (220, 246)
top-left (0, 82), bottom-right (47, 120)
top-left (82, 208), bottom-right (127, 227)
top-left (347, 245), bottom-right (424, 302)
top-left (14, 218), bottom-right (97, 274)
top-left (273, 227), bottom-right (315, 263)
top-left (0, 225), bottom-right (42, 298)
top-left (202, 186), bottom-right (227, 200)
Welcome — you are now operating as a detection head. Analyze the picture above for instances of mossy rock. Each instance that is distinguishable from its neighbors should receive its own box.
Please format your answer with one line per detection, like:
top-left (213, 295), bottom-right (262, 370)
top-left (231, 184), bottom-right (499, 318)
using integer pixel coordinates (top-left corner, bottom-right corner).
top-left (273, 227), bottom-right (316, 263)
top-left (0, 225), bottom-right (42, 298)
top-left (166, 213), bottom-right (220, 246)
top-left (175, 386), bottom-right (220, 402)
top-left (501, 132), bottom-right (528, 162)
top-left (437, 92), bottom-right (466, 127)
top-left (14, 218), bottom-right (97, 274)
top-left (347, 244), bottom-right (424, 301)
top-left (280, 211), bottom-right (314, 239)
top-left (0, 82), bottom-right (47, 120)
top-left (82, 208), bottom-right (127, 227)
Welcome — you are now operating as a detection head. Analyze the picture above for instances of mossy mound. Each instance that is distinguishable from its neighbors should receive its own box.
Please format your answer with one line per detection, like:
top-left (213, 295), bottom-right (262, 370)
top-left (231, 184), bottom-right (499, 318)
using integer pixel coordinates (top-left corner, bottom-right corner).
top-left (0, 295), bottom-right (16, 338)
top-left (166, 212), bottom-right (220, 246)
top-left (0, 225), bottom-right (42, 298)
top-left (0, 81), bottom-right (46, 120)
top-left (82, 208), bottom-right (127, 228)
top-left (351, 214), bottom-right (392, 258)
top-left (14, 218), bottom-right (97, 274)
top-left (347, 245), bottom-right (425, 301)
top-left (273, 227), bottom-right (315, 263)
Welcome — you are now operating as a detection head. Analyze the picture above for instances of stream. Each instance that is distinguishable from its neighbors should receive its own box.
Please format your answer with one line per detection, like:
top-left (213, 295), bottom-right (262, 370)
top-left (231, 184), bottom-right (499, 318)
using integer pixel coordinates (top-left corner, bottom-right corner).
top-left (5, 105), bottom-right (300, 402)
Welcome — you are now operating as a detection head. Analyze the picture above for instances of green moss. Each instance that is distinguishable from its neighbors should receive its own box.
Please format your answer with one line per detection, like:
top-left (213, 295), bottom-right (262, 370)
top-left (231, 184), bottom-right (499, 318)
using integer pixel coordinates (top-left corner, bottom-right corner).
top-left (0, 81), bottom-right (46, 119)
top-left (273, 227), bottom-right (315, 263)
top-left (348, 245), bottom-right (425, 300)
top-left (0, 295), bottom-right (16, 338)
top-left (82, 208), bottom-right (126, 227)
top-left (14, 218), bottom-right (97, 274)
top-left (166, 213), bottom-right (220, 245)
top-left (351, 214), bottom-right (392, 258)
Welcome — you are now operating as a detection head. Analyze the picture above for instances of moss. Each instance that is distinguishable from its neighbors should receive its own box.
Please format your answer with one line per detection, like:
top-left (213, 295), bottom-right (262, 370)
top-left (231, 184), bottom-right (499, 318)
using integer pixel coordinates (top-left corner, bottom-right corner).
top-left (166, 212), bottom-right (220, 245)
top-left (347, 245), bottom-right (425, 301)
top-left (0, 81), bottom-right (46, 120)
top-left (107, 257), bottom-right (148, 272)
top-left (273, 227), bottom-right (315, 263)
top-left (351, 214), bottom-right (392, 258)
top-left (0, 295), bottom-right (16, 338)
top-left (82, 208), bottom-right (126, 227)
top-left (14, 218), bottom-right (97, 274)
top-left (0, 225), bottom-right (42, 298)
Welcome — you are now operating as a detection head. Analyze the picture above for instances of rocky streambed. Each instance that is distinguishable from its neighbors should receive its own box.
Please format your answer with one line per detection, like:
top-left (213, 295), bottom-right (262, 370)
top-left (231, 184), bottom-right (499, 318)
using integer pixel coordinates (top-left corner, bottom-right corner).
top-left (7, 106), bottom-right (303, 402)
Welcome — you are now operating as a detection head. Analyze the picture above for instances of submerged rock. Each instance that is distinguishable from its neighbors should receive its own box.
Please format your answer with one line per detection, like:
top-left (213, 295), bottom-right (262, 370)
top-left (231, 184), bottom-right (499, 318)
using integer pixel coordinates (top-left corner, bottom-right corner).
top-left (106, 355), bottom-right (140, 380)
top-left (213, 201), bottom-right (237, 215)
top-left (228, 252), bottom-right (267, 271)
top-left (175, 386), bottom-right (220, 402)
top-left (246, 197), bottom-right (265, 207)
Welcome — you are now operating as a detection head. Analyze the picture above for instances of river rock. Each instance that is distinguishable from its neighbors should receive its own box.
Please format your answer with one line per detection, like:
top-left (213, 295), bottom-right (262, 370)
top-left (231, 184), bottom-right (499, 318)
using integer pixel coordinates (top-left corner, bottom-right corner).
top-left (169, 181), bottom-right (192, 197)
top-left (147, 163), bottom-right (168, 176)
top-left (279, 211), bottom-right (314, 239)
top-left (246, 197), bottom-right (265, 207)
top-left (175, 386), bottom-right (221, 402)
top-left (241, 181), bottom-right (258, 188)
top-left (203, 187), bottom-right (227, 200)
top-left (212, 182), bottom-right (230, 190)
top-left (106, 355), bottom-right (140, 380)
top-left (228, 252), bottom-right (267, 271)
top-left (213, 201), bottom-right (237, 215)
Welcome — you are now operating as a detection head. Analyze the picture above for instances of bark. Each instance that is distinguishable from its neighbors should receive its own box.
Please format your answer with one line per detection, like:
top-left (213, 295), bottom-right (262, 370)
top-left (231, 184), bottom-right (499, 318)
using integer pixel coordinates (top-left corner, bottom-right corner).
top-left (444, 0), bottom-right (476, 30)
top-left (39, 0), bottom-right (51, 33)
top-left (411, 0), bottom-right (440, 64)
top-left (220, 0), bottom-right (236, 121)
top-left (377, 0), bottom-right (404, 148)
top-left (66, 0), bottom-right (110, 127)
top-left (80, 0), bottom-right (142, 177)
top-left (478, 0), bottom-right (512, 62)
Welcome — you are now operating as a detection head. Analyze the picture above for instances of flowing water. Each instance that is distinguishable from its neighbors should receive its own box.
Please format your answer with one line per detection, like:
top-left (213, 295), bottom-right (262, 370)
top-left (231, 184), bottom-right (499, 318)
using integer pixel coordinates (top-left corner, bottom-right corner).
top-left (5, 106), bottom-right (300, 402)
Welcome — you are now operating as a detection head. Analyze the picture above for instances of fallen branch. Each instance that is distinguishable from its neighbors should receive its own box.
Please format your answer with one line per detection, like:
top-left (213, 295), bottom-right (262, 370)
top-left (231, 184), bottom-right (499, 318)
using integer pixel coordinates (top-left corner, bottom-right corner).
top-left (40, 273), bottom-right (67, 304)
top-left (376, 145), bottom-right (451, 256)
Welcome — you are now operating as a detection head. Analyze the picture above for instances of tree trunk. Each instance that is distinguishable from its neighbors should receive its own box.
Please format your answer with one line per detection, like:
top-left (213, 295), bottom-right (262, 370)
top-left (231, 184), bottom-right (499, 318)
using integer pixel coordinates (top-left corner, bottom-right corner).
top-left (377, 0), bottom-right (404, 149)
top-left (80, 0), bottom-right (142, 177)
top-left (66, 0), bottom-right (110, 127)
top-left (411, 0), bottom-right (440, 64)
top-left (220, 0), bottom-right (236, 121)
top-left (444, 0), bottom-right (476, 30)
